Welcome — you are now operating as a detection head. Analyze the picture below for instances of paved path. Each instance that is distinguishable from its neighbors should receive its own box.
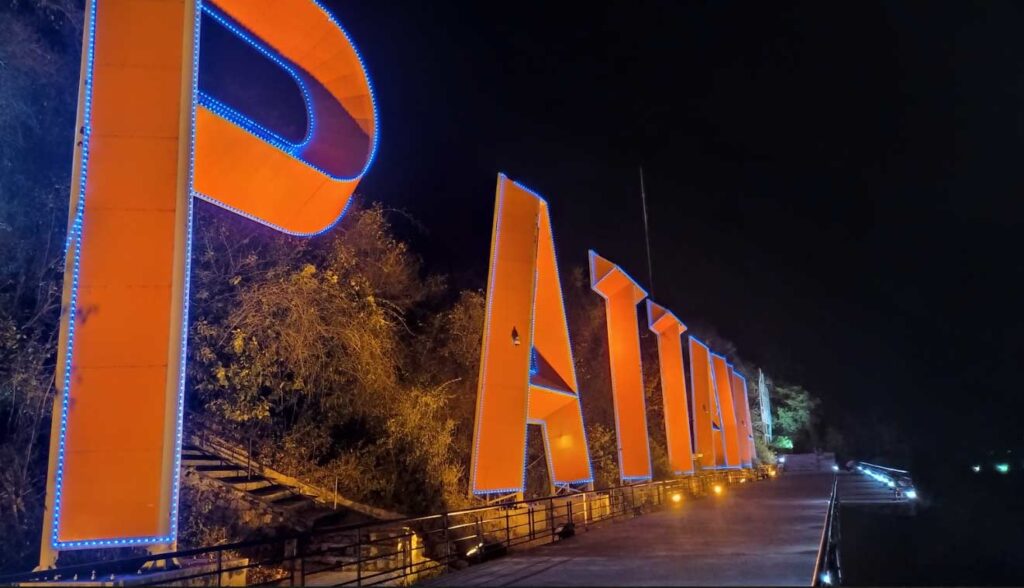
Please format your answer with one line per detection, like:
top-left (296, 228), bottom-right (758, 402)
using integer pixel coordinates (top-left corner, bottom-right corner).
top-left (425, 473), bottom-right (833, 586)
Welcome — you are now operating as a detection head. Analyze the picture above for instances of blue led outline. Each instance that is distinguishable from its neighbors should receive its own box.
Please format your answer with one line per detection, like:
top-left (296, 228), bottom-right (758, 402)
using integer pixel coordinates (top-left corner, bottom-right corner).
top-left (193, 0), bottom-right (380, 238)
top-left (198, 4), bottom-right (313, 151)
top-left (587, 250), bottom-right (652, 484)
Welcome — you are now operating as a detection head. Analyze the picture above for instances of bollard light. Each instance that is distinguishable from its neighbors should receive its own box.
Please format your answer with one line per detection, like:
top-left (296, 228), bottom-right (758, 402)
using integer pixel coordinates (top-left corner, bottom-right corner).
top-left (671, 492), bottom-right (683, 504)
top-left (713, 484), bottom-right (724, 496)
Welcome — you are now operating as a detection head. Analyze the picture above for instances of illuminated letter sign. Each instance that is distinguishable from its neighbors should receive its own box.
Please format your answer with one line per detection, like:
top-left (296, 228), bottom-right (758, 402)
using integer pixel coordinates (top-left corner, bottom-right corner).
top-left (688, 338), bottom-right (720, 470)
top-left (470, 175), bottom-right (593, 495)
top-left (589, 252), bottom-right (652, 482)
top-left (43, 0), bottom-right (376, 557)
top-left (646, 301), bottom-right (695, 476)
top-left (730, 368), bottom-right (754, 468)
top-left (710, 353), bottom-right (742, 469)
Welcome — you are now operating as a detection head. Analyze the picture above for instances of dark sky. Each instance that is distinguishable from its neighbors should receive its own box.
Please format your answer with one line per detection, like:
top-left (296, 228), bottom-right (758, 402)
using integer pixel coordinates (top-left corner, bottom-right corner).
top-left (313, 0), bottom-right (1023, 458)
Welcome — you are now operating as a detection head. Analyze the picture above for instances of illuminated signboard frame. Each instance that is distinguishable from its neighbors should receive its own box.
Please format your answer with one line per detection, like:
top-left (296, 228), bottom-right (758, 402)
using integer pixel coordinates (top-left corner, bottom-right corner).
top-left (43, 0), bottom-right (377, 560)
top-left (470, 175), bottom-right (593, 496)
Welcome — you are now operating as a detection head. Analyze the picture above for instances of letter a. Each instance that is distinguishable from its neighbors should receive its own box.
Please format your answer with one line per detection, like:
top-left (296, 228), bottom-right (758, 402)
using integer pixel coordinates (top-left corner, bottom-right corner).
top-left (470, 175), bottom-right (592, 496)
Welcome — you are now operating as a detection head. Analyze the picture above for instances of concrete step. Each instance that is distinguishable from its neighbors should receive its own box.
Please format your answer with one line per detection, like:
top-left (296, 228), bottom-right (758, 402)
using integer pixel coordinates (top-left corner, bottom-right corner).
top-left (272, 494), bottom-right (313, 508)
top-left (182, 458), bottom-right (227, 467)
top-left (192, 464), bottom-right (246, 479)
top-left (218, 475), bottom-right (274, 492)
top-left (249, 483), bottom-right (293, 500)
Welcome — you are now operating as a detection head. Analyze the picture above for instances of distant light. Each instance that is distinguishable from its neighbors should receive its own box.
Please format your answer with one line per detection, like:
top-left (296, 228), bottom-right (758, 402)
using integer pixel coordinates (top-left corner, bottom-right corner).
top-left (466, 543), bottom-right (481, 557)
top-left (820, 571), bottom-right (832, 585)
top-left (713, 484), bottom-right (724, 496)
top-left (905, 489), bottom-right (917, 500)
top-left (971, 465), bottom-right (981, 473)
top-left (671, 492), bottom-right (683, 504)
top-left (831, 465), bottom-right (839, 472)
top-left (856, 466), bottom-right (863, 472)
top-left (996, 463), bottom-right (1010, 474)
top-left (779, 456), bottom-right (786, 464)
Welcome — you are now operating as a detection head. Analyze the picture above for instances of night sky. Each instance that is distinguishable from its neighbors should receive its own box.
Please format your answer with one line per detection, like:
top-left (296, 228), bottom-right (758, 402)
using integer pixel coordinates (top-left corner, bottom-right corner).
top-left (315, 0), bottom-right (1023, 458)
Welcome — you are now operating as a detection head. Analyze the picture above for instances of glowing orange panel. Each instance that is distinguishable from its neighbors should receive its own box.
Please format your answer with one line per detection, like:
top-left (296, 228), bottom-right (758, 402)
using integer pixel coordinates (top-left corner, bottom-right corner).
top-left (42, 0), bottom-right (376, 559)
top-left (194, 0), bottom-right (377, 235)
top-left (470, 175), bottom-right (592, 495)
top-left (711, 353), bottom-right (741, 469)
top-left (646, 301), bottom-right (695, 476)
top-left (41, 0), bottom-right (195, 552)
top-left (688, 338), bottom-right (719, 470)
top-left (730, 368), bottom-right (754, 468)
top-left (589, 252), bottom-right (651, 482)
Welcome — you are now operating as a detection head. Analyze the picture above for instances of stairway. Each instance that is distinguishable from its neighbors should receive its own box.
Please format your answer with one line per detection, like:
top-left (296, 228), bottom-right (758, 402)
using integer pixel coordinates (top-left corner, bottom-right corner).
top-left (180, 443), bottom-right (364, 530)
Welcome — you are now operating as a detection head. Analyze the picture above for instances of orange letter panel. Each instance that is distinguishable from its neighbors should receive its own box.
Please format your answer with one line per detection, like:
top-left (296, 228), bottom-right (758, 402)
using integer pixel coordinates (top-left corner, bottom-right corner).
top-left (589, 252), bottom-right (652, 482)
top-left (710, 353), bottom-right (742, 469)
top-left (44, 0), bottom-right (377, 554)
top-left (646, 301), bottom-right (694, 476)
top-left (688, 338), bottom-right (721, 470)
top-left (730, 368), bottom-right (755, 467)
top-left (470, 175), bottom-right (592, 495)
top-left (194, 0), bottom-right (377, 235)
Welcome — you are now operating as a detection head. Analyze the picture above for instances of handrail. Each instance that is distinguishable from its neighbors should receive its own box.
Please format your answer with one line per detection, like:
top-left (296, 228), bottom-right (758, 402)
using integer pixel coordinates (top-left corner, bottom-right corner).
top-left (857, 462), bottom-right (908, 475)
top-left (811, 473), bottom-right (839, 586)
top-left (3, 467), bottom-right (767, 585)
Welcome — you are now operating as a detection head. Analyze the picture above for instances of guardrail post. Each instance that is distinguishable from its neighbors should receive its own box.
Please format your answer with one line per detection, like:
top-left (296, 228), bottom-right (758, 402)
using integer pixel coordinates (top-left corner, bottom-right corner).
top-left (442, 512), bottom-right (451, 571)
top-left (567, 499), bottom-right (573, 528)
top-left (505, 507), bottom-right (511, 547)
top-left (356, 527), bottom-right (362, 587)
top-left (548, 498), bottom-right (555, 542)
top-left (583, 492), bottom-right (589, 530)
top-left (216, 550), bottom-right (223, 588)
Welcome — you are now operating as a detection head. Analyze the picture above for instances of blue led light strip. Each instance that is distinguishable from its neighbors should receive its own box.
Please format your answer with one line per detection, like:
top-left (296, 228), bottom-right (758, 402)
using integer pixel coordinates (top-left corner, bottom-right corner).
top-left (198, 4), bottom-right (314, 152)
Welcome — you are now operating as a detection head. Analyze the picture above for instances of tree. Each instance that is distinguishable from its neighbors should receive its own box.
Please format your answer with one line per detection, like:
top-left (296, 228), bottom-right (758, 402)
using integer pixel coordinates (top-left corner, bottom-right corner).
top-left (772, 383), bottom-right (820, 452)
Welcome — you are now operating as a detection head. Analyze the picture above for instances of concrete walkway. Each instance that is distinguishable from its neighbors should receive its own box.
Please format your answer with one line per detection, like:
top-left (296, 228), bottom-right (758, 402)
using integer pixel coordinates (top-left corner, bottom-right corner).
top-left (424, 473), bottom-right (833, 586)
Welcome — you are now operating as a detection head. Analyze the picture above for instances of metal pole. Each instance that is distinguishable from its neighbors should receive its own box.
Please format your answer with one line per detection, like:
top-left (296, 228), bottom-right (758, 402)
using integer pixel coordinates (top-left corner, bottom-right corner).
top-left (639, 165), bottom-right (655, 296)
top-left (441, 513), bottom-right (450, 572)
top-left (549, 498), bottom-right (555, 542)
top-left (356, 527), bottom-right (362, 587)
top-left (333, 476), bottom-right (338, 510)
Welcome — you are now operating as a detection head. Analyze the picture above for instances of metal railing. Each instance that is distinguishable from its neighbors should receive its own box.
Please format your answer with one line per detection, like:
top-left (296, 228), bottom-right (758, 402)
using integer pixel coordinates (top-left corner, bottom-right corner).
top-left (5, 468), bottom-right (767, 586)
top-left (811, 473), bottom-right (840, 586)
top-left (853, 461), bottom-right (916, 500)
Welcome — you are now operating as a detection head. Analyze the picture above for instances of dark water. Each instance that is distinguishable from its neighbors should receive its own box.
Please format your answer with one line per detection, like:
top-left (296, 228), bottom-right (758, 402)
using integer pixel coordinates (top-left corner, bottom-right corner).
top-left (841, 465), bottom-right (1024, 585)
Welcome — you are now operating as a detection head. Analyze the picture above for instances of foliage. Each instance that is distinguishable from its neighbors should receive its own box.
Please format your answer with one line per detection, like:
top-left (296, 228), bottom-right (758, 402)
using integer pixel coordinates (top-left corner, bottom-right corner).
top-left (772, 383), bottom-right (820, 452)
top-left (188, 203), bottom-right (468, 514)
